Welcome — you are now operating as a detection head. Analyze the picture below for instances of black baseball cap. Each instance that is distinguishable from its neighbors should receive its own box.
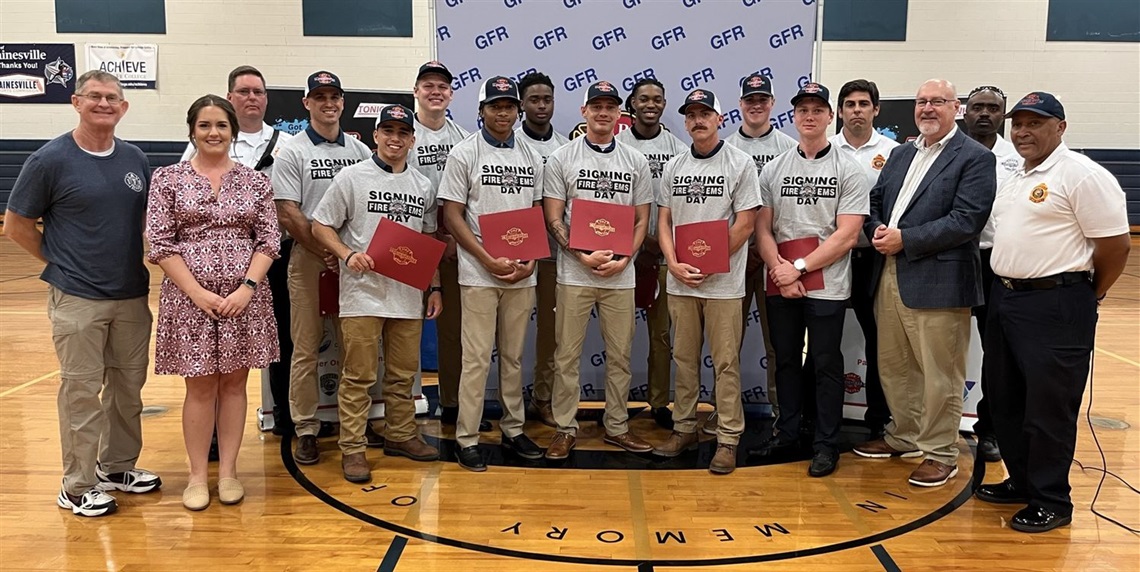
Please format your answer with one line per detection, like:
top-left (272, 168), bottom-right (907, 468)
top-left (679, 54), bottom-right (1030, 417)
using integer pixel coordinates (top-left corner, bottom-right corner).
top-left (791, 82), bottom-right (831, 108)
top-left (375, 104), bottom-right (414, 129)
top-left (678, 88), bottom-right (722, 115)
top-left (417, 60), bottom-right (453, 83)
top-left (1006, 91), bottom-right (1065, 120)
top-left (582, 80), bottom-right (622, 106)
top-left (741, 73), bottom-right (773, 98)
top-left (306, 71), bottom-right (344, 96)
top-left (478, 76), bottom-right (520, 106)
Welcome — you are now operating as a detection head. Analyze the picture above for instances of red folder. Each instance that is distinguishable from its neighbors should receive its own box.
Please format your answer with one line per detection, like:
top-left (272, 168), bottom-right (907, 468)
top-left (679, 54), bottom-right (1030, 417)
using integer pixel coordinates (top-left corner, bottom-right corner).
top-left (569, 199), bottom-right (636, 256)
top-left (478, 206), bottom-right (551, 261)
top-left (765, 236), bottom-right (825, 295)
top-left (674, 219), bottom-right (731, 274)
top-left (366, 218), bottom-right (446, 291)
top-left (319, 270), bottom-right (339, 316)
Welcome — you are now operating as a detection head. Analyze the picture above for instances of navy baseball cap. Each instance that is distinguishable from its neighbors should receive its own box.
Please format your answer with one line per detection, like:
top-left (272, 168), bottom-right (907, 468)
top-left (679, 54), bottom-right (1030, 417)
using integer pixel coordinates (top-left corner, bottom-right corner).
top-left (375, 104), bottom-right (414, 129)
top-left (582, 80), bottom-right (622, 106)
top-left (478, 76), bottom-right (520, 106)
top-left (1006, 91), bottom-right (1065, 120)
top-left (678, 88), bottom-right (722, 115)
top-left (417, 60), bottom-right (453, 83)
top-left (741, 73), bottom-right (774, 98)
top-left (791, 82), bottom-right (831, 108)
top-left (306, 71), bottom-right (344, 96)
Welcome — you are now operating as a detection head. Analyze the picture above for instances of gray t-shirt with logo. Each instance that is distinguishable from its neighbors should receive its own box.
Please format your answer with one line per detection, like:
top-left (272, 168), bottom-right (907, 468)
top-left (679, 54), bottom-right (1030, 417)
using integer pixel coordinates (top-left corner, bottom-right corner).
top-left (724, 126), bottom-right (798, 178)
top-left (311, 157), bottom-right (437, 319)
top-left (659, 142), bottom-right (761, 299)
top-left (543, 137), bottom-right (653, 289)
top-left (616, 126), bottom-right (688, 238)
top-left (8, 133), bottom-right (151, 300)
top-left (757, 147), bottom-right (869, 300)
top-left (438, 132), bottom-right (546, 289)
top-left (410, 116), bottom-right (470, 193)
top-left (272, 129), bottom-right (372, 218)
top-left (516, 125), bottom-right (569, 259)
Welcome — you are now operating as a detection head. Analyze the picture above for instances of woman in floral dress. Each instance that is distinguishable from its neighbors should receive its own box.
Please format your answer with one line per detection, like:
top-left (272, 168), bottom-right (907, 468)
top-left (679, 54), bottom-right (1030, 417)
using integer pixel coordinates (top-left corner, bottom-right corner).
top-left (146, 94), bottom-right (280, 510)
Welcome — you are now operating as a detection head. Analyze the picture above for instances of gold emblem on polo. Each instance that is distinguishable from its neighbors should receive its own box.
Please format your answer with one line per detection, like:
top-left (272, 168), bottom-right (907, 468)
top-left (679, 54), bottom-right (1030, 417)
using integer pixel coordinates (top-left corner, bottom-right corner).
top-left (502, 227), bottom-right (529, 246)
top-left (871, 154), bottom-right (886, 170)
top-left (390, 245), bottom-right (418, 266)
top-left (589, 218), bottom-right (616, 237)
top-left (1029, 183), bottom-right (1048, 204)
top-left (688, 239), bottom-right (711, 258)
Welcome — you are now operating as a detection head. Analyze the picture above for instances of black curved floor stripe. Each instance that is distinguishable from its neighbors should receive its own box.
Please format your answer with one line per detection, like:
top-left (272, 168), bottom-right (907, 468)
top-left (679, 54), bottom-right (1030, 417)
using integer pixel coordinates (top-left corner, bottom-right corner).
top-left (282, 434), bottom-right (981, 567)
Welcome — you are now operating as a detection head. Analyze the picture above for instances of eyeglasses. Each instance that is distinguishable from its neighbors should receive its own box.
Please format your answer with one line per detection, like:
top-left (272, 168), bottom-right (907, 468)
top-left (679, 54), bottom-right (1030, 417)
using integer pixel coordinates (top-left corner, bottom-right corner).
top-left (915, 99), bottom-right (953, 108)
top-left (77, 93), bottom-right (123, 106)
top-left (233, 88), bottom-right (267, 97)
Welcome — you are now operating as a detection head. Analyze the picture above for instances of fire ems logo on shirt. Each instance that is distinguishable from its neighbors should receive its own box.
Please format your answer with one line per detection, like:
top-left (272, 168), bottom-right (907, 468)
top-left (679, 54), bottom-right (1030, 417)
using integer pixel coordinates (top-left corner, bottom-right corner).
top-left (123, 172), bottom-right (144, 192)
top-left (390, 246), bottom-right (418, 266)
top-left (589, 218), bottom-right (616, 237)
top-left (502, 227), bottom-right (529, 246)
top-left (871, 154), bottom-right (886, 170)
top-left (1029, 183), bottom-right (1048, 203)
top-left (688, 239), bottom-right (711, 258)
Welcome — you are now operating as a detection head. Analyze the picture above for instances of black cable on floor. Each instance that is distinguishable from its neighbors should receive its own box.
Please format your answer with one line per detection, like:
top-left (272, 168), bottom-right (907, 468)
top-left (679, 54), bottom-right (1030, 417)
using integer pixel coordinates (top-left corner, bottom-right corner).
top-left (1074, 352), bottom-right (1139, 534)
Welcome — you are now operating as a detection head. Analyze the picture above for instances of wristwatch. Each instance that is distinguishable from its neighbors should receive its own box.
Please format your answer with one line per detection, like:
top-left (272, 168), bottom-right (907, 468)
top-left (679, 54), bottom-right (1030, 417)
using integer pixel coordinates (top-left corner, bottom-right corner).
top-left (429, 286), bottom-right (443, 294)
top-left (242, 277), bottom-right (258, 290)
top-left (793, 258), bottom-right (808, 274)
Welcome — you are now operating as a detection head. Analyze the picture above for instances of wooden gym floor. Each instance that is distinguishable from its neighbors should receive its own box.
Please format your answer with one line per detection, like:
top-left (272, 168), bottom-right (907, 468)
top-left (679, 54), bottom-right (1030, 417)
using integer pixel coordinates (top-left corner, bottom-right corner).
top-left (0, 237), bottom-right (1137, 572)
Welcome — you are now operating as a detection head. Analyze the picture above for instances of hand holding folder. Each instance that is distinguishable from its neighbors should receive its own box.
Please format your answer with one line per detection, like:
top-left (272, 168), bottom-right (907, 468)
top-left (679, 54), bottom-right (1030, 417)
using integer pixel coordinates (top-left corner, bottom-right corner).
top-left (765, 236), bottom-right (825, 296)
top-left (366, 218), bottom-right (446, 291)
top-left (569, 199), bottom-right (636, 257)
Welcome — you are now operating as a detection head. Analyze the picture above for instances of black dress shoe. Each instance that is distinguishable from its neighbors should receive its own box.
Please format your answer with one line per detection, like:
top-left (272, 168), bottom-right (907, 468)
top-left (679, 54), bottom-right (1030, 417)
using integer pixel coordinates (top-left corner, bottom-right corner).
top-left (1011, 506), bottom-right (1072, 533)
top-left (975, 479), bottom-right (1029, 504)
top-left (808, 451), bottom-right (839, 477)
top-left (364, 424), bottom-right (385, 448)
top-left (501, 433), bottom-right (544, 460)
top-left (652, 407), bottom-right (675, 430)
top-left (978, 434), bottom-right (1002, 463)
top-left (456, 446), bottom-right (487, 472)
top-left (746, 433), bottom-right (797, 457)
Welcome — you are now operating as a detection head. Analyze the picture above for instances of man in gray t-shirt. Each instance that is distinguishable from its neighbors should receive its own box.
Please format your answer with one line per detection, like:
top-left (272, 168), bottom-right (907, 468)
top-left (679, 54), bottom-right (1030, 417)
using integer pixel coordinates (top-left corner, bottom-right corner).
top-left (756, 83), bottom-right (868, 478)
top-left (542, 81), bottom-right (654, 461)
top-left (5, 70), bottom-right (160, 517)
top-left (654, 89), bottom-right (760, 475)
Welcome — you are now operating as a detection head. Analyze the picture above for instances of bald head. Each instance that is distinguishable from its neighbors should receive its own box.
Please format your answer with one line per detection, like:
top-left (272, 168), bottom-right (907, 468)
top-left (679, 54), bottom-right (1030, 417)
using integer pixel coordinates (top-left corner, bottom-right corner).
top-left (914, 79), bottom-right (960, 143)
top-left (918, 79), bottom-right (956, 100)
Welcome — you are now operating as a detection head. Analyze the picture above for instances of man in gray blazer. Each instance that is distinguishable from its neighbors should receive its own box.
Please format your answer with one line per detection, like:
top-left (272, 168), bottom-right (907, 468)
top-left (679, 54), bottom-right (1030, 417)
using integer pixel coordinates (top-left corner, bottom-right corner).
top-left (853, 79), bottom-right (995, 488)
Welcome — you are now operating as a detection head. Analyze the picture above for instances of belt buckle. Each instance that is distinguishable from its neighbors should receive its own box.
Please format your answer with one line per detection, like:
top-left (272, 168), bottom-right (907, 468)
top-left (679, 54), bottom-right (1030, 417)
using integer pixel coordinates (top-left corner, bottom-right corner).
top-left (1001, 278), bottom-right (1013, 290)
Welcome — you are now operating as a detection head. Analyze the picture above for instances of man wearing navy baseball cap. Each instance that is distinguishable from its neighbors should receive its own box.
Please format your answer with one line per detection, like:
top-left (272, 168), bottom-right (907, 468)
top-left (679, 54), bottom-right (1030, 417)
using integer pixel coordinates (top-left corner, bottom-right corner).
top-left (438, 76), bottom-right (548, 471)
top-left (977, 91), bottom-right (1129, 532)
top-left (654, 88), bottom-right (760, 474)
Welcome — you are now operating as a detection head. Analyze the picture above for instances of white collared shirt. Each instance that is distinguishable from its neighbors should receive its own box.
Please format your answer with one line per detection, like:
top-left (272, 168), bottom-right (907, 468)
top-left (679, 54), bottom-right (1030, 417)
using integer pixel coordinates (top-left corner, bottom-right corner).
top-left (180, 122), bottom-right (292, 175)
top-left (979, 134), bottom-right (1023, 248)
top-left (990, 143), bottom-right (1128, 279)
top-left (887, 125), bottom-right (957, 228)
top-left (830, 129), bottom-right (899, 246)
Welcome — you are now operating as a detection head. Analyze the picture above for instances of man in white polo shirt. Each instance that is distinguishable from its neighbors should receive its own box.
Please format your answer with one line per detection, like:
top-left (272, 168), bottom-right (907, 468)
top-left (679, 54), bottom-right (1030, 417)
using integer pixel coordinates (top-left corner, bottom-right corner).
top-left (975, 92), bottom-right (1129, 533)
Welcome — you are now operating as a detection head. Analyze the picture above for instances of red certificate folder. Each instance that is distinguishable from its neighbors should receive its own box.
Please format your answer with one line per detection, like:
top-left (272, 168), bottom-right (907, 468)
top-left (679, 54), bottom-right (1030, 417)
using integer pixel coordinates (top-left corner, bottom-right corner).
top-left (366, 218), bottom-right (446, 291)
top-left (568, 199), bottom-right (636, 256)
top-left (674, 219), bottom-right (730, 274)
top-left (319, 270), bottom-right (339, 316)
top-left (478, 206), bottom-right (551, 261)
top-left (765, 236), bottom-right (825, 295)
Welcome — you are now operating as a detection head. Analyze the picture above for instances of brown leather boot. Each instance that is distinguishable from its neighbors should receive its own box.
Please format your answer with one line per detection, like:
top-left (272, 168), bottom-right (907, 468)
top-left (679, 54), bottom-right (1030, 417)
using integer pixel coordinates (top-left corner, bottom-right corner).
top-left (709, 443), bottom-right (737, 475)
top-left (652, 431), bottom-right (699, 458)
top-left (341, 452), bottom-right (371, 483)
top-left (383, 437), bottom-right (439, 462)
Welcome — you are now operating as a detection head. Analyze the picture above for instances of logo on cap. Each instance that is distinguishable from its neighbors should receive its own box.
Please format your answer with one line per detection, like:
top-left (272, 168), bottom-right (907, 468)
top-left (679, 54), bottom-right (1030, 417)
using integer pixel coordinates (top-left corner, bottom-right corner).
top-left (387, 105), bottom-right (407, 119)
top-left (802, 83), bottom-right (822, 93)
top-left (688, 239), bottom-right (711, 258)
top-left (1020, 93), bottom-right (1041, 106)
top-left (426, 60), bottom-right (445, 68)
top-left (1029, 182), bottom-right (1048, 203)
top-left (314, 73), bottom-right (335, 85)
top-left (595, 81), bottom-right (614, 92)
top-left (688, 91), bottom-right (707, 101)
top-left (589, 218), bottom-right (616, 237)
top-left (748, 76), bottom-right (766, 88)
top-left (493, 78), bottom-right (512, 92)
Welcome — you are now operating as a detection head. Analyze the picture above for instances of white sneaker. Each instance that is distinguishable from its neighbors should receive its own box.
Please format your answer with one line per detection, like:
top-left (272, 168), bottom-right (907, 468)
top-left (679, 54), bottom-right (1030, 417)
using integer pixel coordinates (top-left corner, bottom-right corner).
top-left (96, 465), bottom-right (162, 494)
top-left (57, 486), bottom-right (118, 517)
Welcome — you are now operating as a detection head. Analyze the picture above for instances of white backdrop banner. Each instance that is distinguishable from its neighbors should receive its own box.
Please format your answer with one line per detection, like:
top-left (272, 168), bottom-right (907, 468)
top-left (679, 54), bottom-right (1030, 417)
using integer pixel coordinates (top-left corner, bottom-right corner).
top-left (84, 43), bottom-right (157, 89)
top-left (435, 0), bottom-right (818, 138)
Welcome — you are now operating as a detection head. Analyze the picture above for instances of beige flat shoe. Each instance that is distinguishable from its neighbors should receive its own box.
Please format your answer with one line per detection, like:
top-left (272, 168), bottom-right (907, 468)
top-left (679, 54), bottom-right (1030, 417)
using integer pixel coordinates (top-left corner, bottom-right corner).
top-left (182, 483), bottom-right (210, 511)
top-left (217, 478), bottom-right (244, 505)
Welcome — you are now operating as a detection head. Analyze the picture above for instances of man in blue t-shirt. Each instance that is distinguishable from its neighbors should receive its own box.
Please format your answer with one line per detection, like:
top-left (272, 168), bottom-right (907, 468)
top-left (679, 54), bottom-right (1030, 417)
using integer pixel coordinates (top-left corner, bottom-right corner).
top-left (4, 70), bottom-right (162, 518)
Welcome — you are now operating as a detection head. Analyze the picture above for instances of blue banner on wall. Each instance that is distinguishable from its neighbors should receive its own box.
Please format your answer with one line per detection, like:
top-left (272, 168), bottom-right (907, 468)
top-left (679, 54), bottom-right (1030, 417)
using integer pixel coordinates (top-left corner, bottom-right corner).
top-left (0, 43), bottom-right (77, 104)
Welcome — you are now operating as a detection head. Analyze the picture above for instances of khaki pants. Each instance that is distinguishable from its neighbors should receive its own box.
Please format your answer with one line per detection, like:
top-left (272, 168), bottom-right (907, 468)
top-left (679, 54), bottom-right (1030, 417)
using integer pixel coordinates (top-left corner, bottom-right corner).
top-left (288, 244), bottom-right (340, 437)
top-left (456, 286), bottom-right (535, 448)
top-left (551, 284), bottom-right (635, 436)
top-left (645, 265), bottom-right (672, 409)
top-left (338, 316), bottom-right (422, 454)
top-left (670, 295), bottom-right (744, 445)
top-left (742, 269), bottom-right (778, 406)
top-left (48, 287), bottom-right (152, 496)
top-left (436, 257), bottom-right (462, 408)
top-left (532, 259), bottom-right (557, 401)
top-left (876, 257), bottom-right (970, 465)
